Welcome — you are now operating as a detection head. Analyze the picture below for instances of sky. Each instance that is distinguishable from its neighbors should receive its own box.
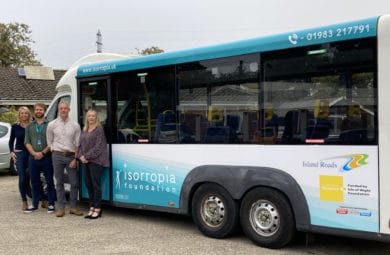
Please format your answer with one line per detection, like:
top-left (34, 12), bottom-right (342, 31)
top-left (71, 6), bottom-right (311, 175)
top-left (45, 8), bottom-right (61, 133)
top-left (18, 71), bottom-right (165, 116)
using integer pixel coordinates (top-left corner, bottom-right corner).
top-left (2, 0), bottom-right (390, 70)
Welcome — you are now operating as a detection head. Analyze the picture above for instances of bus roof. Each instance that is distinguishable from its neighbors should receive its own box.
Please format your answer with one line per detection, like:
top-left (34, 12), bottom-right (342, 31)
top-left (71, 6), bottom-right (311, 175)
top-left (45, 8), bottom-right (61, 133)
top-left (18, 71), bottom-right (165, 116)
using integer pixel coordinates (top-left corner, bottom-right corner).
top-left (77, 16), bottom-right (378, 78)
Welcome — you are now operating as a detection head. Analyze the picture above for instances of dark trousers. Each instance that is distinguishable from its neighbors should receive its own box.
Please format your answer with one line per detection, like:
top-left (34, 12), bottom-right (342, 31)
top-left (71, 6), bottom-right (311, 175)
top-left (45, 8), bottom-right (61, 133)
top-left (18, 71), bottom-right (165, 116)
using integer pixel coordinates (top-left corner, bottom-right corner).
top-left (83, 162), bottom-right (103, 208)
top-left (29, 155), bottom-right (56, 208)
top-left (15, 150), bottom-right (29, 201)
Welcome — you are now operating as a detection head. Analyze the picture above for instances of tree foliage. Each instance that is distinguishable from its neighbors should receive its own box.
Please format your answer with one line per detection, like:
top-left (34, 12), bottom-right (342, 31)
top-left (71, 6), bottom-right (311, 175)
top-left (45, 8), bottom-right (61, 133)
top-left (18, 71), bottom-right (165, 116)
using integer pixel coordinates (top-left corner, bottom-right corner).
top-left (136, 46), bottom-right (164, 56)
top-left (0, 108), bottom-right (17, 124)
top-left (0, 22), bottom-right (41, 67)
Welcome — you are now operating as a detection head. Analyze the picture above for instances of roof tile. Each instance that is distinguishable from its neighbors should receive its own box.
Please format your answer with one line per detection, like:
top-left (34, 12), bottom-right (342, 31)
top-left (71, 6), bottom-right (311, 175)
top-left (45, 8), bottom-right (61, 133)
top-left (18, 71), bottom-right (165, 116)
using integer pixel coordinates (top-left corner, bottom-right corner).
top-left (0, 67), bottom-right (66, 102)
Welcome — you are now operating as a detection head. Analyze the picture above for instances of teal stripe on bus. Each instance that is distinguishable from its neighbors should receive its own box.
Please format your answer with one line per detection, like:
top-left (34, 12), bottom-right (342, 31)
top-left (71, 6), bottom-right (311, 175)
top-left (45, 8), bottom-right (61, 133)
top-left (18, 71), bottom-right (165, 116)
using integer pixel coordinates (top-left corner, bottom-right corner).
top-left (77, 16), bottom-right (378, 77)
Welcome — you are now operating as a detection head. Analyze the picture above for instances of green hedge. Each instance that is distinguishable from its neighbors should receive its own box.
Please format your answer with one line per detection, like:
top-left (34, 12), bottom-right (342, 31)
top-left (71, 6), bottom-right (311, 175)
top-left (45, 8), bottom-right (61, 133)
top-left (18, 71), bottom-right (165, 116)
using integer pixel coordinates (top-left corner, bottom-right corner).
top-left (0, 108), bottom-right (18, 124)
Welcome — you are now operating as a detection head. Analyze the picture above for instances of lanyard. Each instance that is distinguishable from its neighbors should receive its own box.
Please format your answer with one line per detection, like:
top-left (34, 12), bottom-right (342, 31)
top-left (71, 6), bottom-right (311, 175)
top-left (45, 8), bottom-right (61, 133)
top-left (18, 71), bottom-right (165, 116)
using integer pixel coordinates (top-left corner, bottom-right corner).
top-left (34, 122), bottom-right (46, 149)
top-left (34, 122), bottom-right (46, 135)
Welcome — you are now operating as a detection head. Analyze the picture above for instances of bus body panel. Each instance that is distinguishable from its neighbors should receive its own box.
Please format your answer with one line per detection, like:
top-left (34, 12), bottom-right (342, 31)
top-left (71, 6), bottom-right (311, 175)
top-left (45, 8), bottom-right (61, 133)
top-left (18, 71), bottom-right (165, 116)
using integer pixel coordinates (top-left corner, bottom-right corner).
top-left (378, 14), bottom-right (390, 235)
top-left (111, 144), bottom-right (378, 233)
top-left (180, 165), bottom-right (311, 231)
top-left (310, 225), bottom-right (390, 243)
top-left (77, 17), bottom-right (378, 77)
top-left (46, 53), bottom-right (134, 122)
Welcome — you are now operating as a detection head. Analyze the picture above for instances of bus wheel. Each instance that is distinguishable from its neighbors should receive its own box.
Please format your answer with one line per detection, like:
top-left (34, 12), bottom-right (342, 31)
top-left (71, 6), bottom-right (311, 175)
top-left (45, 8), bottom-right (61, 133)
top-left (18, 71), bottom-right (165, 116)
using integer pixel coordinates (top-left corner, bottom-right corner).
top-left (192, 183), bottom-right (239, 238)
top-left (240, 187), bottom-right (295, 248)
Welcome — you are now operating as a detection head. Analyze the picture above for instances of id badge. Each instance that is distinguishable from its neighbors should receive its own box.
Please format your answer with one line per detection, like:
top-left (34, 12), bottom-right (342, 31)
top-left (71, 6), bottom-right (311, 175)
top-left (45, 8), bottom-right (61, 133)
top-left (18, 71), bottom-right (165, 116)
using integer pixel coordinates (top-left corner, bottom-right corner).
top-left (37, 138), bottom-right (42, 145)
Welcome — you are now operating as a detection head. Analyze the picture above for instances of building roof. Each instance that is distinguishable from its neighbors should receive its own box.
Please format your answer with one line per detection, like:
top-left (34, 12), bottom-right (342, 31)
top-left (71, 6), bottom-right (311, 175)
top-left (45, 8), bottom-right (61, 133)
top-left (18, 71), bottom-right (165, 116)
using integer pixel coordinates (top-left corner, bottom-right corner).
top-left (0, 67), bottom-right (66, 106)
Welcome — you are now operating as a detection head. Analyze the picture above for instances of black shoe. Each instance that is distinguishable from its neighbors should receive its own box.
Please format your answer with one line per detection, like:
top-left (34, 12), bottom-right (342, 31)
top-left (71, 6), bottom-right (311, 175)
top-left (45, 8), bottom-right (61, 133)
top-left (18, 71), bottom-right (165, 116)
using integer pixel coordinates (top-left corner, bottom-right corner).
top-left (89, 209), bottom-right (102, 219)
top-left (84, 207), bottom-right (94, 219)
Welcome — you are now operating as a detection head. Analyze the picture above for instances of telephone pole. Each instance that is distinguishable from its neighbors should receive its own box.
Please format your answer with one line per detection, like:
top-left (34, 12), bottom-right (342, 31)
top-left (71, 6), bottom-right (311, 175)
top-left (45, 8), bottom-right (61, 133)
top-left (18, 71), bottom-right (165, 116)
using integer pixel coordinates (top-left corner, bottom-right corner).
top-left (96, 29), bottom-right (102, 53)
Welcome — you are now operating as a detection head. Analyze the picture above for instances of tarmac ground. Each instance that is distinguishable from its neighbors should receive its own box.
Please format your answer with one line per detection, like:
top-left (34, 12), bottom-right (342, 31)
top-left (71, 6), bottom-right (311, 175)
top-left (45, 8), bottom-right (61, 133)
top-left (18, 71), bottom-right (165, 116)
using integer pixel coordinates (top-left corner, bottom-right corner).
top-left (1, 171), bottom-right (390, 255)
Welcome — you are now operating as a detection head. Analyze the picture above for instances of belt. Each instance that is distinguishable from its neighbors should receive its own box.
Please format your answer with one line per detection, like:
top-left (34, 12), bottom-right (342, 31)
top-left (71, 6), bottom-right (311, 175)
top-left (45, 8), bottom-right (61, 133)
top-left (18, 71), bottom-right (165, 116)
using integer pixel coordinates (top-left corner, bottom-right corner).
top-left (52, 150), bottom-right (75, 158)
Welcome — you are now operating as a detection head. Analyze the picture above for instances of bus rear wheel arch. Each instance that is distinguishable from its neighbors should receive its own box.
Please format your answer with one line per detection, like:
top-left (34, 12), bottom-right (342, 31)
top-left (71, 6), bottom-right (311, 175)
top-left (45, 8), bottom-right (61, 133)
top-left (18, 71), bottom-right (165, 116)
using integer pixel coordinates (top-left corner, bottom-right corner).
top-left (191, 183), bottom-right (239, 239)
top-left (240, 187), bottom-right (296, 248)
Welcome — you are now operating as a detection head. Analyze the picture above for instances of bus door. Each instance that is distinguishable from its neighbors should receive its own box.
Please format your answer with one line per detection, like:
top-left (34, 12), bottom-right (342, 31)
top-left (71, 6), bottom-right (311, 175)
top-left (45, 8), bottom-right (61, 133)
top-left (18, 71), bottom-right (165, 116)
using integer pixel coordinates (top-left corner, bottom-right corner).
top-left (78, 77), bottom-right (112, 202)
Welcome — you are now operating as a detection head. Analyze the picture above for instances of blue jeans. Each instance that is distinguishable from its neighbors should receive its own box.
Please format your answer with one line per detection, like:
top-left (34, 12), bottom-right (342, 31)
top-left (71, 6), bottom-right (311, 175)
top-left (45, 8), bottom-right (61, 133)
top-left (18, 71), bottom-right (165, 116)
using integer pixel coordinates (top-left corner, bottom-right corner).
top-left (15, 151), bottom-right (29, 201)
top-left (29, 155), bottom-right (56, 208)
top-left (83, 162), bottom-right (103, 208)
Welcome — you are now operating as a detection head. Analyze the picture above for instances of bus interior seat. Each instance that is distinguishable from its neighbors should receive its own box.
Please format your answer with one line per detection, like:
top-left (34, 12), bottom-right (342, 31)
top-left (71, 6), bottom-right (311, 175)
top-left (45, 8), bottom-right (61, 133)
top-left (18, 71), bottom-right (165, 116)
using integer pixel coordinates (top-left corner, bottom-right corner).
top-left (306, 122), bottom-right (331, 139)
top-left (339, 129), bottom-right (367, 144)
top-left (207, 106), bottom-right (224, 126)
top-left (204, 126), bottom-right (230, 143)
top-left (226, 115), bottom-right (240, 142)
top-left (117, 131), bottom-right (126, 143)
top-left (306, 99), bottom-right (332, 140)
top-left (264, 105), bottom-right (279, 135)
top-left (341, 103), bottom-right (363, 131)
top-left (281, 110), bottom-right (305, 143)
top-left (339, 103), bottom-right (366, 144)
top-left (226, 115), bottom-right (240, 133)
top-left (282, 111), bottom-right (296, 143)
top-left (204, 106), bottom-right (228, 143)
top-left (180, 113), bottom-right (206, 142)
top-left (155, 110), bottom-right (178, 143)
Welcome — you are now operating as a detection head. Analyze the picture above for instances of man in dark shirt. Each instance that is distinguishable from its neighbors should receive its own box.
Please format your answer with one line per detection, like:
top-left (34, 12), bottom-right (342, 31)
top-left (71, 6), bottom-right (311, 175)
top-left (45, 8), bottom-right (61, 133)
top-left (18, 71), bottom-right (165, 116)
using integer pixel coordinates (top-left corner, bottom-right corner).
top-left (24, 103), bottom-right (56, 213)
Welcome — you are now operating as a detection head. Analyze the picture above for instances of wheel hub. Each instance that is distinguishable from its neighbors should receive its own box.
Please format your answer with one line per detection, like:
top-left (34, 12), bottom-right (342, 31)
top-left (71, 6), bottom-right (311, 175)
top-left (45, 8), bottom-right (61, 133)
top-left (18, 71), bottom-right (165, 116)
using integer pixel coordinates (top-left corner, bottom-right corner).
top-left (201, 195), bottom-right (225, 227)
top-left (250, 201), bottom-right (279, 236)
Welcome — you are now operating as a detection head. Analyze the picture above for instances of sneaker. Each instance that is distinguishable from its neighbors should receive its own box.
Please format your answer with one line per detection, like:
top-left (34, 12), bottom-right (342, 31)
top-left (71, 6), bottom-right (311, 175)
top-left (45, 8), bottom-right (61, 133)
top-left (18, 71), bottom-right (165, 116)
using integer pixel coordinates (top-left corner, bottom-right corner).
top-left (47, 205), bottom-right (55, 213)
top-left (24, 205), bottom-right (38, 213)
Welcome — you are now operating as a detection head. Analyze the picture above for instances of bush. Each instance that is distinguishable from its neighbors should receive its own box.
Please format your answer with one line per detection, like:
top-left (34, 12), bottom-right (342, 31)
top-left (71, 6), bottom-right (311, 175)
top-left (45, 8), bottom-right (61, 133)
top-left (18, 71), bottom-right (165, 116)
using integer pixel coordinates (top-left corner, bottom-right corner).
top-left (0, 108), bottom-right (18, 124)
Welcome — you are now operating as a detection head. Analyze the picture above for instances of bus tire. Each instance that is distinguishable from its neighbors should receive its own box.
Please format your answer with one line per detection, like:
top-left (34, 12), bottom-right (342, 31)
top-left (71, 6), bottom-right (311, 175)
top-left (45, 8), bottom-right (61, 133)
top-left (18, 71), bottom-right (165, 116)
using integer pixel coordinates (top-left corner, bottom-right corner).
top-left (240, 187), bottom-right (295, 248)
top-left (191, 183), bottom-right (239, 239)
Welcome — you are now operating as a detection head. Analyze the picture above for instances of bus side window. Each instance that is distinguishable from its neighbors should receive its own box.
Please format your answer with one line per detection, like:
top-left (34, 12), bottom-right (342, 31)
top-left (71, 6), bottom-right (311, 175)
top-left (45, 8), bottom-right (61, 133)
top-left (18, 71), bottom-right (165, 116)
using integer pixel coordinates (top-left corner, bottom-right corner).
top-left (46, 95), bottom-right (71, 122)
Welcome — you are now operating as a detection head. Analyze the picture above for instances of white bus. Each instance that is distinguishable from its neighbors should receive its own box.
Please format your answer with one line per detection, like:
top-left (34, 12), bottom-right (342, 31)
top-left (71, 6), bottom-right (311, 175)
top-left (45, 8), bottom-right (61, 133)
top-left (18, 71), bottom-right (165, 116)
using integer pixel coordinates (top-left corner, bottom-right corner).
top-left (45, 53), bottom-right (134, 190)
top-left (46, 52), bottom-right (134, 122)
top-left (70, 15), bottom-right (390, 248)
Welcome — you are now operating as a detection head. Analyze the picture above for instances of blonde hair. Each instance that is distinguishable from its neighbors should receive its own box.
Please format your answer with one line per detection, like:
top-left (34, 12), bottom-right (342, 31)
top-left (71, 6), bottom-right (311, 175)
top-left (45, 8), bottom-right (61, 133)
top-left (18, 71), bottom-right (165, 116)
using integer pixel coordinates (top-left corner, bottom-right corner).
top-left (17, 106), bottom-right (32, 124)
top-left (83, 109), bottom-right (102, 131)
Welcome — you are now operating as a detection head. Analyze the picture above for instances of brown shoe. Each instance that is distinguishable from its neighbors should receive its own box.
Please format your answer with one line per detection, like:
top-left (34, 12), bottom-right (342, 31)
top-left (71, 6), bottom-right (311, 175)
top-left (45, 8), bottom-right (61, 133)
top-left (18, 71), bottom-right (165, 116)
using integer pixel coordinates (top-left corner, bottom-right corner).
top-left (22, 201), bottom-right (28, 211)
top-left (41, 200), bottom-right (48, 209)
top-left (56, 208), bottom-right (65, 217)
top-left (69, 208), bottom-right (83, 216)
